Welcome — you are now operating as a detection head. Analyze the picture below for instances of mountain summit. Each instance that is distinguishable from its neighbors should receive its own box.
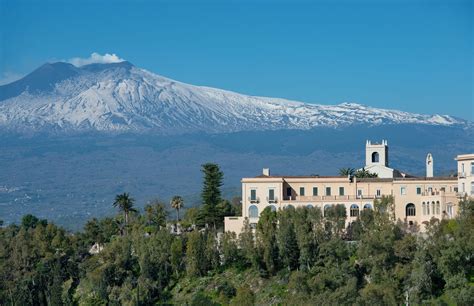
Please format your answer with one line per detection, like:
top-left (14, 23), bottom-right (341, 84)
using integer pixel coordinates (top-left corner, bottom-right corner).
top-left (0, 61), bottom-right (468, 134)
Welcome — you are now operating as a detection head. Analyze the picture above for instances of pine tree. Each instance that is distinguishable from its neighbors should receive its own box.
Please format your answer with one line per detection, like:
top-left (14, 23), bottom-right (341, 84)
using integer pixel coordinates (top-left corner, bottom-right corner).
top-left (198, 163), bottom-right (224, 228)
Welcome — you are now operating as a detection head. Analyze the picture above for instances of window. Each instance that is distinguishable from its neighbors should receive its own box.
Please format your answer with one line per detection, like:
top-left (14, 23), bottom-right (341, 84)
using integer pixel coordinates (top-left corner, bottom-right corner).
top-left (307, 204), bottom-right (314, 209)
top-left (350, 204), bottom-right (359, 217)
top-left (471, 182), bottom-right (474, 195)
top-left (250, 189), bottom-right (257, 201)
top-left (376, 189), bottom-right (381, 197)
top-left (400, 187), bottom-right (406, 195)
top-left (326, 187), bottom-right (331, 196)
top-left (436, 201), bottom-right (440, 215)
top-left (249, 205), bottom-right (259, 218)
top-left (364, 204), bottom-right (372, 210)
top-left (372, 152), bottom-right (379, 163)
top-left (447, 204), bottom-right (453, 217)
top-left (431, 202), bottom-right (435, 215)
top-left (300, 187), bottom-right (305, 196)
top-left (462, 183), bottom-right (465, 193)
top-left (285, 204), bottom-right (295, 210)
top-left (324, 204), bottom-right (332, 216)
top-left (339, 187), bottom-right (345, 196)
top-left (313, 187), bottom-right (318, 196)
top-left (471, 162), bottom-right (474, 175)
top-left (286, 187), bottom-right (292, 197)
top-left (270, 205), bottom-right (277, 212)
top-left (416, 187), bottom-right (421, 195)
top-left (422, 202), bottom-right (427, 215)
top-left (268, 189), bottom-right (275, 201)
top-left (357, 189), bottom-right (363, 197)
top-left (426, 202), bottom-right (430, 214)
top-left (406, 203), bottom-right (416, 217)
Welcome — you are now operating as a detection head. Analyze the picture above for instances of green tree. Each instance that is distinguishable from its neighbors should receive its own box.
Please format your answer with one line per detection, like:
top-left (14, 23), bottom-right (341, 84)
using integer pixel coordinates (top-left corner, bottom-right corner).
top-left (239, 218), bottom-right (257, 268)
top-left (339, 167), bottom-right (355, 176)
top-left (198, 163), bottom-right (224, 228)
top-left (256, 207), bottom-right (279, 275)
top-left (113, 193), bottom-right (137, 225)
top-left (144, 200), bottom-right (167, 231)
top-left (230, 284), bottom-right (255, 306)
top-left (277, 208), bottom-right (299, 271)
top-left (355, 168), bottom-right (378, 178)
top-left (170, 195), bottom-right (184, 222)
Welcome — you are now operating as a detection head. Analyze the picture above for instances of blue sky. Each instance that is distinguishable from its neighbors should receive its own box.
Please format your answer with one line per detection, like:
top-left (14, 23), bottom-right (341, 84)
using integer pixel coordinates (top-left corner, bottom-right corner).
top-left (1, 0), bottom-right (472, 120)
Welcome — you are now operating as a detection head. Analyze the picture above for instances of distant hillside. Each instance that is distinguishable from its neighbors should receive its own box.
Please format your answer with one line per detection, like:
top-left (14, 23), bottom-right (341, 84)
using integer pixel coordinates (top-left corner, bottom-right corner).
top-left (0, 124), bottom-right (472, 229)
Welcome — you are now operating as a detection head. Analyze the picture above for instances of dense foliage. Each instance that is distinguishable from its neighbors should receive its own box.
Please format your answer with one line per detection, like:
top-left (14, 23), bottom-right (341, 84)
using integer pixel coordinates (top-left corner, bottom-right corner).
top-left (0, 165), bottom-right (473, 305)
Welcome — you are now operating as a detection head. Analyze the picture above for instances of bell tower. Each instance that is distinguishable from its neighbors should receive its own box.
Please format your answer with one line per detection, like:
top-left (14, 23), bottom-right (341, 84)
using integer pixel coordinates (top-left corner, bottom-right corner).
top-left (365, 140), bottom-right (389, 167)
top-left (426, 153), bottom-right (433, 177)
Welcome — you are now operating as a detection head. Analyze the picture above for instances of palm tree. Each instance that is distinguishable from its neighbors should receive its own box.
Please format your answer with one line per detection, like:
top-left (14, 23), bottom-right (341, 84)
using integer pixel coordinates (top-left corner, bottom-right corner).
top-left (339, 168), bottom-right (355, 177)
top-left (170, 195), bottom-right (184, 222)
top-left (113, 192), bottom-right (137, 225)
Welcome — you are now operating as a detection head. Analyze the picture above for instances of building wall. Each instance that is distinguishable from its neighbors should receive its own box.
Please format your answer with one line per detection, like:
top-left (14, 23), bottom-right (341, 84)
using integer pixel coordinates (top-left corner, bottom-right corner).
top-left (228, 176), bottom-right (460, 236)
top-left (456, 154), bottom-right (474, 197)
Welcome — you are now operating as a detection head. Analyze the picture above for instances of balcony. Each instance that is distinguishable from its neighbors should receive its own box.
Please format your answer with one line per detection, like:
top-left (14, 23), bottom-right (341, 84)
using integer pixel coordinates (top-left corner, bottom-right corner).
top-left (458, 172), bottom-right (466, 178)
top-left (266, 196), bottom-right (278, 203)
top-left (248, 196), bottom-right (260, 204)
top-left (282, 195), bottom-right (378, 202)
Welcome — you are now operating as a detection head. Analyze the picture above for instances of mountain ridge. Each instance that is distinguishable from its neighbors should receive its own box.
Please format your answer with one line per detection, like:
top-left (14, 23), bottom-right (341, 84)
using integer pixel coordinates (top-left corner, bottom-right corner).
top-left (0, 61), bottom-right (470, 134)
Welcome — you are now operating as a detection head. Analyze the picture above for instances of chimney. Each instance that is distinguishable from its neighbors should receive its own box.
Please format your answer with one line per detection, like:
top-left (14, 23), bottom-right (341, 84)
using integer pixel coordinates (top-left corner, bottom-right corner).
top-left (262, 168), bottom-right (270, 176)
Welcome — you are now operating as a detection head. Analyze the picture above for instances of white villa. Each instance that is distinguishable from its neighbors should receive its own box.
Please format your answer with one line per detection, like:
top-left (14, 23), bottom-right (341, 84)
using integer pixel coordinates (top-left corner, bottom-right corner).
top-left (224, 140), bottom-right (474, 234)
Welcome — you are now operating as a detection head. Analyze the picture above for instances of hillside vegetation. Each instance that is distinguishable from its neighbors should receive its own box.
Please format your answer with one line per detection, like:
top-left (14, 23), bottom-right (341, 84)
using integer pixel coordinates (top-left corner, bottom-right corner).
top-left (0, 164), bottom-right (473, 305)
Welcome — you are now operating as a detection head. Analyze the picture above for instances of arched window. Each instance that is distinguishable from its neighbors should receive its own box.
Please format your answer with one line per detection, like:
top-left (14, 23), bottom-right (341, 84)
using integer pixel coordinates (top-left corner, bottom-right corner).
top-left (406, 203), bottom-right (416, 217)
top-left (422, 202), bottom-right (426, 215)
top-left (307, 204), bottom-right (314, 209)
top-left (350, 204), bottom-right (359, 217)
top-left (285, 204), bottom-right (295, 210)
top-left (249, 205), bottom-right (259, 218)
top-left (447, 203), bottom-right (453, 217)
top-left (363, 203), bottom-right (372, 210)
top-left (324, 204), bottom-right (332, 216)
top-left (431, 202), bottom-right (435, 215)
top-left (426, 202), bottom-right (430, 215)
top-left (270, 205), bottom-right (277, 212)
top-left (372, 152), bottom-right (379, 163)
top-left (436, 201), bottom-right (440, 215)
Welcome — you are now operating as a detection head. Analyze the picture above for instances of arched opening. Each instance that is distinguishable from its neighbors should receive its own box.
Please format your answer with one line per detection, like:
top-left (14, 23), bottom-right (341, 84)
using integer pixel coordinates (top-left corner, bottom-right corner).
top-left (269, 205), bottom-right (277, 212)
top-left (350, 204), bottom-right (359, 217)
top-left (422, 202), bottom-right (426, 215)
top-left (406, 203), bottom-right (416, 217)
top-left (431, 202), bottom-right (435, 215)
top-left (249, 205), bottom-right (259, 218)
top-left (447, 203), bottom-right (453, 217)
top-left (307, 204), bottom-right (314, 209)
top-left (285, 204), bottom-right (295, 210)
top-left (363, 203), bottom-right (372, 210)
top-left (323, 204), bottom-right (332, 216)
top-left (372, 152), bottom-right (380, 163)
top-left (436, 201), bottom-right (440, 215)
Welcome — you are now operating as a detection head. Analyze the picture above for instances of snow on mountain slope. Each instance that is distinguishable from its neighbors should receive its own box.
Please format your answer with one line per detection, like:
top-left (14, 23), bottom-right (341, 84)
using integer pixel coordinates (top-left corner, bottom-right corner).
top-left (0, 61), bottom-right (468, 134)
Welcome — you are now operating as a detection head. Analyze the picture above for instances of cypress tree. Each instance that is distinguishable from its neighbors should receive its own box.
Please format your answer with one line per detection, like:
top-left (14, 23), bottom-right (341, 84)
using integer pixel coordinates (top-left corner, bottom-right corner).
top-left (198, 163), bottom-right (224, 228)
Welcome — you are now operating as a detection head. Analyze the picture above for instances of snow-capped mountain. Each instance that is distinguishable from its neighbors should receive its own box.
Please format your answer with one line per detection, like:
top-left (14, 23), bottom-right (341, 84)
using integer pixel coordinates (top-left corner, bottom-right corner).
top-left (0, 61), bottom-right (468, 134)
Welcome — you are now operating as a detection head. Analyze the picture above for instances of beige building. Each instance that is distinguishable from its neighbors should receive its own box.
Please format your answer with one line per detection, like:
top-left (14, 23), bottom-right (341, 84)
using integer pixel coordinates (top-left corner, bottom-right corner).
top-left (225, 140), bottom-right (471, 235)
top-left (456, 154), bottom-right (474, 197)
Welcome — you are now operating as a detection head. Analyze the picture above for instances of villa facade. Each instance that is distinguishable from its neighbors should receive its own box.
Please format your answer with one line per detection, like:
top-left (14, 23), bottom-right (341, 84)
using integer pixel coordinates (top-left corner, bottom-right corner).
top-left (225, 140), bottom-right (474, 235)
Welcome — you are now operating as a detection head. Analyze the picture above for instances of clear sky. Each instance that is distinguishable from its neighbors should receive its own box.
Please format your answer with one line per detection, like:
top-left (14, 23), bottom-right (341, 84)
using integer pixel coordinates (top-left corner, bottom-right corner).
top-left (1, 0), bottom-right (472, 120)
